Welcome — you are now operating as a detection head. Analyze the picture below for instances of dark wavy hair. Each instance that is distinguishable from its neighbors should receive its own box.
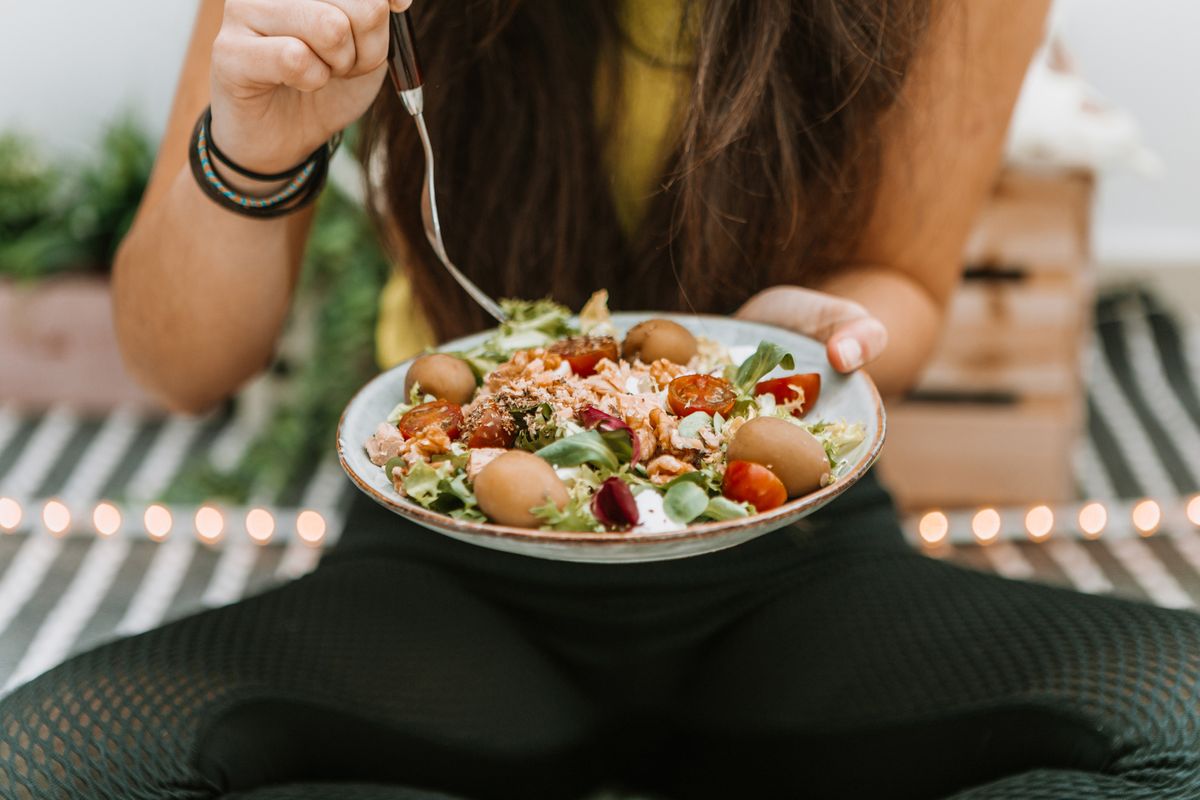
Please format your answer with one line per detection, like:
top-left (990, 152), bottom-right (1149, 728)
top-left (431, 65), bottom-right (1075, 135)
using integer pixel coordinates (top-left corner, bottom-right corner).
top-left (360, 0), bottom-right (931, 341)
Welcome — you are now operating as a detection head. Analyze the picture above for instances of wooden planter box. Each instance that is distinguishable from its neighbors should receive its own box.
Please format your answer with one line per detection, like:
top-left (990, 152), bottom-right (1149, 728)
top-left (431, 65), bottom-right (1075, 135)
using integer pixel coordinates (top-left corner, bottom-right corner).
top-left (877, 168), bottom-right (1094, 511)
top-left (0, 275), bottom-right (162, 412)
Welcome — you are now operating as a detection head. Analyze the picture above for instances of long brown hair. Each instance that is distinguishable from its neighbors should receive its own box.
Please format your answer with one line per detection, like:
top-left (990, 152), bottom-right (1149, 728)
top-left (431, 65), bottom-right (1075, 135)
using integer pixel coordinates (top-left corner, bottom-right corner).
top-left (360, 1), bottom-right (931, 342)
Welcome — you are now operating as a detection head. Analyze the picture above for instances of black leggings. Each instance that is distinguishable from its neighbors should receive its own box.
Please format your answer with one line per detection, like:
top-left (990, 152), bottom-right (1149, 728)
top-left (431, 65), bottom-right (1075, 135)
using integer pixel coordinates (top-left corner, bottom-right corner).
top-left (3, 474), bottom-right (1200, 799)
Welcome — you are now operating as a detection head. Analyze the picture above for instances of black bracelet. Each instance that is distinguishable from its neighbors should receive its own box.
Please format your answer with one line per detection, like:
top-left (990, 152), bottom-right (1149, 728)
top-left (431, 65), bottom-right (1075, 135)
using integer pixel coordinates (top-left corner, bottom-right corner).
top-left (188, 106), bottom-right (337, 219)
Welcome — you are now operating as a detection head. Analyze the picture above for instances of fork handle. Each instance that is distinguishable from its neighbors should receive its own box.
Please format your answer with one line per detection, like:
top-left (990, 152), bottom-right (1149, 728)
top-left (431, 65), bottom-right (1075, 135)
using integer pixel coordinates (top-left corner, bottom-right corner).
top-left (388, 11), bottom-right (424, 109)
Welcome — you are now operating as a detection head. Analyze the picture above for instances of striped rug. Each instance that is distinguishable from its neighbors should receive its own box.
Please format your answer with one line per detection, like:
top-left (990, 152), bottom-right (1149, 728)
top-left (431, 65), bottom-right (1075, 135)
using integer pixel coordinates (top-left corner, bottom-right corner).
top-left (1, 287), bottom-right (1200, 695)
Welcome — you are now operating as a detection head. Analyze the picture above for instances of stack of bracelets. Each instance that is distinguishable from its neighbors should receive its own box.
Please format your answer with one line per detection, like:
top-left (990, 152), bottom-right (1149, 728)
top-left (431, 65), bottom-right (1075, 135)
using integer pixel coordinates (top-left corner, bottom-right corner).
top-left (189, 106), bottom-right (340, 218)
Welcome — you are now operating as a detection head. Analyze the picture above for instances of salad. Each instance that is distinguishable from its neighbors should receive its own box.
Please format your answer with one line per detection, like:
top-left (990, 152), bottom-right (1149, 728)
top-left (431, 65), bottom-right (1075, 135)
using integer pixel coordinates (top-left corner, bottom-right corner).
top-left (365, 292), bottom-right (865, 533)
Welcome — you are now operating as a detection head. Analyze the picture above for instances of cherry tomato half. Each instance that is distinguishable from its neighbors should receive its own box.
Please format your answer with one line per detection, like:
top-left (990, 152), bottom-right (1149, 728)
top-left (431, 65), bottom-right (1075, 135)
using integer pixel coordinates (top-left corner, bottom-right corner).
top-left (398, 400), bottom-right (463, 440)
top-left (754, 373), bottom-right (821, 417)
top-left (548, 335), bottom-right (620, 377)
top-left (667, 374), bottom-right (737, 417)
top-left (466, 406), bottom-right (517, 449)
top-left (722, 460), bottom-right (787, 512)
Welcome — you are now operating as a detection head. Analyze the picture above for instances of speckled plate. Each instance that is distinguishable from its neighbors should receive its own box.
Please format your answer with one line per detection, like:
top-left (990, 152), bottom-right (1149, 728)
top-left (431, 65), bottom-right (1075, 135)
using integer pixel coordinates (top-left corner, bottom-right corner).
top-left (338, 313), bottom-right (885, 563)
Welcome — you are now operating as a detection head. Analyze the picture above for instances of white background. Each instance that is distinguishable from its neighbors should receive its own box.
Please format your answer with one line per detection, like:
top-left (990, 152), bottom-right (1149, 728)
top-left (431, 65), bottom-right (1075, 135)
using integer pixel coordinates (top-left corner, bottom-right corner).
top-left (0, 0), bottom-right (1195, 269)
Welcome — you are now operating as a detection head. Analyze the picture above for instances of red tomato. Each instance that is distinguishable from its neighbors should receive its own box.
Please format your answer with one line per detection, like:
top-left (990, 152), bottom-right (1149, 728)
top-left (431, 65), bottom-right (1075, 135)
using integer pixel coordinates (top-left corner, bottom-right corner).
top-left (754, 373), bottom-right (821, 417)
top-left (398, 400), bottom-right (463, 440)
top-left (722, 460), bottom-right (788, 512)
top-left (667, 374), bottom-right (737, 417)
top-left (466, 407), bottom-right (516, 448)
top-left (548, 336), bottom-right (619, 377)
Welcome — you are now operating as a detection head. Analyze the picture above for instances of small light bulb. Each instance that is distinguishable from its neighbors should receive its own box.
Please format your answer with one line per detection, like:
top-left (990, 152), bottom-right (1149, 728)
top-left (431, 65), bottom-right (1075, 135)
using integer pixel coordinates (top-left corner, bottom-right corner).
top-left (195, 505), bottom-right (224, 543)
top-left (92, 502), bottom-right (121, 537)
top-left (1132, 499), bottom-right (1161, 536)
top-left (43, 500), bottom-right (71, 536)
top-left (1186, 495), bottom-right (1200, 528)
top-left (1025, 505), bottom-right (1054, 542)
top-left (918, 511), bottom-right (949, 546)
top-left (0, 497), bottom-right (21, 532)
top-left (144, 504), bottom-right (173, 541)
top-left (971, 508), bottom-right (1001, 544)
top-left (296, 510), bottom-right (327, 547)
top-left (245, 508), bottom-right (275, 544)
top-left (1078, 502), bottom-right (1106, 539)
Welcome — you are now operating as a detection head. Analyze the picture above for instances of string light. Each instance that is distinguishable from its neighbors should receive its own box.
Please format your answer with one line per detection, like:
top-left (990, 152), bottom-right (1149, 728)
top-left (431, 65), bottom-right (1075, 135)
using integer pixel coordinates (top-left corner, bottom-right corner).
top-left (92, 502), bottom-right (121, 537)
top-left (1025, 505), bottom-right (1054, 542)
top-left (42, 500), bottom-right (71, 536)
top-left (1132, 499), bottom-right (1161, 536)
top-left (971, 508), bottom-right (1001, 545)
top-left (144, 504), bottom-right (173, 541)
top-left (296, 510), bottom-right (327, 547)
top-left (0, 497), bottom-right (21, 532)
top-left (195, 505), bottom-right (224, 544)
top-left (1187, 495), bottom-right (1200, 528)
top-left (918, 511), bottom-right (948, 546)
top-left (1078, 502), bottom-right (1107, 539)
top-left (245, 508), bottom-right (275, 544)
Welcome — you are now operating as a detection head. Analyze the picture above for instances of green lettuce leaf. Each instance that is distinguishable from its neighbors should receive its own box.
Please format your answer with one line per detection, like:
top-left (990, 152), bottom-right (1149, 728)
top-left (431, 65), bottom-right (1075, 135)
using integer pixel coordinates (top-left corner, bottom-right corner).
top-left (664, 481), bottom-right (710, 524)
top-left (732, 341), bottom-right (796, 393)
top-left (702, 496), bottom-right (753, 521)
top-left (535, 430), bottom-right (621, 471)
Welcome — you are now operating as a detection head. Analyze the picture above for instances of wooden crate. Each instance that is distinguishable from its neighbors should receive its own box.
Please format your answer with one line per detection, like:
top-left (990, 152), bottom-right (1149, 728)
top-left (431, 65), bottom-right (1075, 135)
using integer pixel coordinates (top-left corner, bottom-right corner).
top-left (0, 275), bottom-right (162, 412)
top-left (878, 168), bottom-right (1094, 511)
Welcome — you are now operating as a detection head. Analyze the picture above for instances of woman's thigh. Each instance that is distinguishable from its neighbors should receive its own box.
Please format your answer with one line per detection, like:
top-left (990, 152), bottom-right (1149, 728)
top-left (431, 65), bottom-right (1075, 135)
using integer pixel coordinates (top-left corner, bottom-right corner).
top-left (670, 548), bottom-right (1200, 799)
top-left (0, 555), bottom-right (599, 800)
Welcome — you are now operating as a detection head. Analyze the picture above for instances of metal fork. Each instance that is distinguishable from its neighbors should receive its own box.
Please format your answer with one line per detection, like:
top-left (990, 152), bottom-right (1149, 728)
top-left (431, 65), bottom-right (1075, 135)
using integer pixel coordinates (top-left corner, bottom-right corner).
top-left (387, 12), bottom-right (507, 322)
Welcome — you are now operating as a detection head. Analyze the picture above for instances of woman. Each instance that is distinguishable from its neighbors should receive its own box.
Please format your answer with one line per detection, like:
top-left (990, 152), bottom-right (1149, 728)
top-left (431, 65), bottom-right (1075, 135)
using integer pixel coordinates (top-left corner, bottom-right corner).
top-left (3, 1), bottom-right (1199, 798)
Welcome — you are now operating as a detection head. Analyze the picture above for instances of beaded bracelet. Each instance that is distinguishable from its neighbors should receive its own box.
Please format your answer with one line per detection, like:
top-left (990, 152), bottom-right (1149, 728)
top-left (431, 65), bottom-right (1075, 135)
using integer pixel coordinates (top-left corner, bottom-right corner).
top-left (188, 107), bottom-right (337, 219)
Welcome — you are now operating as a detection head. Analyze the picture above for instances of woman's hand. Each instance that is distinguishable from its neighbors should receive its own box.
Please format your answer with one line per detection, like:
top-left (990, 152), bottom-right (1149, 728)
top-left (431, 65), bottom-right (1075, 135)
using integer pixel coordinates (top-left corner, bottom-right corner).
top-left (210, 0), bottom-right (412, 175)
top-left (735, 285), bottom-right (889, 374)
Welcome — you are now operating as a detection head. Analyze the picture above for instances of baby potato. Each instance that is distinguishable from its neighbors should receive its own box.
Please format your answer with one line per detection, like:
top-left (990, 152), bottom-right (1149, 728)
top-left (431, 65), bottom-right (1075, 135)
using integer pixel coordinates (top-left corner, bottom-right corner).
top-left (622, 319), bottom-right (698, 365)
top-left (726, 416), bottom-right (830, 497)
top-left (473, 450), bottom-right (569, 528)
top-left (404, 353), bottom-right (477, 405)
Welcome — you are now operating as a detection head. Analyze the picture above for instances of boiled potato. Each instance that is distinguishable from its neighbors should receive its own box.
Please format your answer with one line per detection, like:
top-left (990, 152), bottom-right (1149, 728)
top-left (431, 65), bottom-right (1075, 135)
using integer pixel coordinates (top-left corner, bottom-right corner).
top-left (474, 450), bottom-right (569, 527)
top-left (404, 353), bottom-right (477, 405)
top-left (622, 319), bottom-right (698, 365)
top-left (727, 416), bottom-right (830, 497)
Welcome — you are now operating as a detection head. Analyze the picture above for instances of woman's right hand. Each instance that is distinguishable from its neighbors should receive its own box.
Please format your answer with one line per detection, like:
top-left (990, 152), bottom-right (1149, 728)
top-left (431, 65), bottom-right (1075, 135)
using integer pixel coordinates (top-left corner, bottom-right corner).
top-left (209, 0), bottom-right (412, 176)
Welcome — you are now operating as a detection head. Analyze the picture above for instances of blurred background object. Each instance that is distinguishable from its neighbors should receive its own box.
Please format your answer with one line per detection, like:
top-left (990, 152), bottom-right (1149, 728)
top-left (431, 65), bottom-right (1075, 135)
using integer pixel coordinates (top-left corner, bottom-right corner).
top-left (3, 0), bottom-right (1200, 693)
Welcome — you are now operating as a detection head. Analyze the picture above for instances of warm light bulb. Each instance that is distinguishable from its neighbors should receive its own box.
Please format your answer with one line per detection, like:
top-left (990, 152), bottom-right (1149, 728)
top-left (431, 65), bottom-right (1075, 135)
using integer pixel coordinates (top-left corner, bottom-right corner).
top-left (92, 502), bottom-right (121, 537)
top-left (971, 508), bottom-right (1001, 544)
top-left (1078, 502), bottom-right (1106, 539)
top-left (1025, 505), bottom-right (1054, 542)
top-left (42, 500), bottom-right (71, 536)
top-left (1187, 495), bottom-right (1200, 528)
top-left (1132, 500), bottom-right (1161, 536)
top-left (245, 508), bottom-right (275, 544)
top-left (144, 504), bottom-right (172, 541)
top-left (296, 510), bottom-right (327, 547)
top-left (918, 511), bottom-right (949, 546)
top-left (195, 505), bottom-right (224, 543)
top-left (0, 497), bottom-right (21, 532)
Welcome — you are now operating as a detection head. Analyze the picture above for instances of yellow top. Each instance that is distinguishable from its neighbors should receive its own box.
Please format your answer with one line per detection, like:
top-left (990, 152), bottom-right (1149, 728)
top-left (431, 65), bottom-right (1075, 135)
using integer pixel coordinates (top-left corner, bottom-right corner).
top-left (375, 0), bottom-right (693, 369)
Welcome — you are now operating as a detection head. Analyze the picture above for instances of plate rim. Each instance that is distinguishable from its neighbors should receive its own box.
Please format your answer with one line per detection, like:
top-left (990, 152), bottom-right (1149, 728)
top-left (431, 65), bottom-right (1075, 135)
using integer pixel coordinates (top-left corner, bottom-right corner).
top-left (336, 313), bottom-right (886, 549)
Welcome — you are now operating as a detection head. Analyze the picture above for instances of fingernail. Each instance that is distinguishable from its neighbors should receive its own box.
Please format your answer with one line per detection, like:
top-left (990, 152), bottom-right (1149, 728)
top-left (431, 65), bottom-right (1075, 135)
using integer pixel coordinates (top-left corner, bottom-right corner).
top-left (836, 338), bottom-right (863, 371)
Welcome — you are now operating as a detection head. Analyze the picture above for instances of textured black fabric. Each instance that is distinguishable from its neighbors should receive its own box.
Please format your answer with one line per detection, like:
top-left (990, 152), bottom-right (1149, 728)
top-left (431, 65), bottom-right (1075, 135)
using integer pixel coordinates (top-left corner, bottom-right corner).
top-left (2, 473), bottom-right (1200, 799)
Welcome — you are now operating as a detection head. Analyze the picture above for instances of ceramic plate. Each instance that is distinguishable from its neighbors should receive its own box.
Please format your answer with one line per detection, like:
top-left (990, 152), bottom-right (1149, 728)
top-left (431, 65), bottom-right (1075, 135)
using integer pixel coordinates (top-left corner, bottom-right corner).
top-left (338, 313), bottom-right (885, 563)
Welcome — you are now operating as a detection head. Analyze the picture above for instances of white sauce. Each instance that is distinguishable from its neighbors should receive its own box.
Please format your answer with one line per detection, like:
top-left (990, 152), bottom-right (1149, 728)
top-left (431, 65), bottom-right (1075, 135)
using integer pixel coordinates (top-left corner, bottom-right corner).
top-left (633, 490), bottom-right (684, 533)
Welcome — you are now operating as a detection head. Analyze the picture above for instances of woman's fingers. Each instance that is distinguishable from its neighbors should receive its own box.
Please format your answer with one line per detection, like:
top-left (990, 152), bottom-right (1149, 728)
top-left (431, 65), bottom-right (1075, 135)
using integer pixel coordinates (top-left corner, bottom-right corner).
top-left (735, 285), bottom-right (889, 373)
top-left (213, 33), bottom-right (332, 93)
top-left (226, 0), bottom-right (388, 79)
top-left (315, 0), bottom-right (392, 77)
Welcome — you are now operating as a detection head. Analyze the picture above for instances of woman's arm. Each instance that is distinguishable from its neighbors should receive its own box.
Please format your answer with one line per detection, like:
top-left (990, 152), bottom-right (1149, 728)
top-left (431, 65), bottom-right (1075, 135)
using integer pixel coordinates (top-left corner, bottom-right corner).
top-left (113, 0), bottom-right (407, 413)
top-left (739, 0), bottom-right (1052, 397)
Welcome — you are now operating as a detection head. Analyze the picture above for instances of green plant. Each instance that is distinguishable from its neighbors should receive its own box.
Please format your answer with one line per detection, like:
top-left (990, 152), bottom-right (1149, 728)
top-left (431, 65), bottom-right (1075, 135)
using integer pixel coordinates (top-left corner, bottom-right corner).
top-left (0, 116), bottom-right (153, 280)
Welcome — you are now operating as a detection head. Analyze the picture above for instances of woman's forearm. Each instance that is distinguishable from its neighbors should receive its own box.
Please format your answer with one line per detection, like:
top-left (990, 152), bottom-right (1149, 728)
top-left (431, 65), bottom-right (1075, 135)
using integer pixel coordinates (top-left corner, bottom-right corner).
top-left (112, 165), bottom-right (315, 413)
top-left (815, 265), bottom-right (947, 398)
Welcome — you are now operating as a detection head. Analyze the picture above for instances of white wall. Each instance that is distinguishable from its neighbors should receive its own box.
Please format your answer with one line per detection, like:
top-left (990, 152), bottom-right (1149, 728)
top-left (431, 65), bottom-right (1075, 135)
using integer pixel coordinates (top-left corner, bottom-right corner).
top-left (0, 0), bottom-right (1195, 268)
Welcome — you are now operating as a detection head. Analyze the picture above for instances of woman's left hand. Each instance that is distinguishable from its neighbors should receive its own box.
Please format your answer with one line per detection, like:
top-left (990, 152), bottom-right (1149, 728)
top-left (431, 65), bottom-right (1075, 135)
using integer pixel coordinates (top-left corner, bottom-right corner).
top-left (735, 285), bottom-right (888, 373)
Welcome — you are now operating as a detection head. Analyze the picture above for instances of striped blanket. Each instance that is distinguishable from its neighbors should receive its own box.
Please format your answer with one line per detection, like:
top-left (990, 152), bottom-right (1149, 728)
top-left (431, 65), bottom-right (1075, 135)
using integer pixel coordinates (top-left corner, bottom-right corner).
top-left (1, 287), bottom-right (1199, 695)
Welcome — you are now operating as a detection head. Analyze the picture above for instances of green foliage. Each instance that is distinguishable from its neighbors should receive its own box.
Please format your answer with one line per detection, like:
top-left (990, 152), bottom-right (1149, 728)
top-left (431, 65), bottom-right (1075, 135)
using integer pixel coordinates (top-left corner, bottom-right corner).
top-left (0, 116), bottom-right (154, 280)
